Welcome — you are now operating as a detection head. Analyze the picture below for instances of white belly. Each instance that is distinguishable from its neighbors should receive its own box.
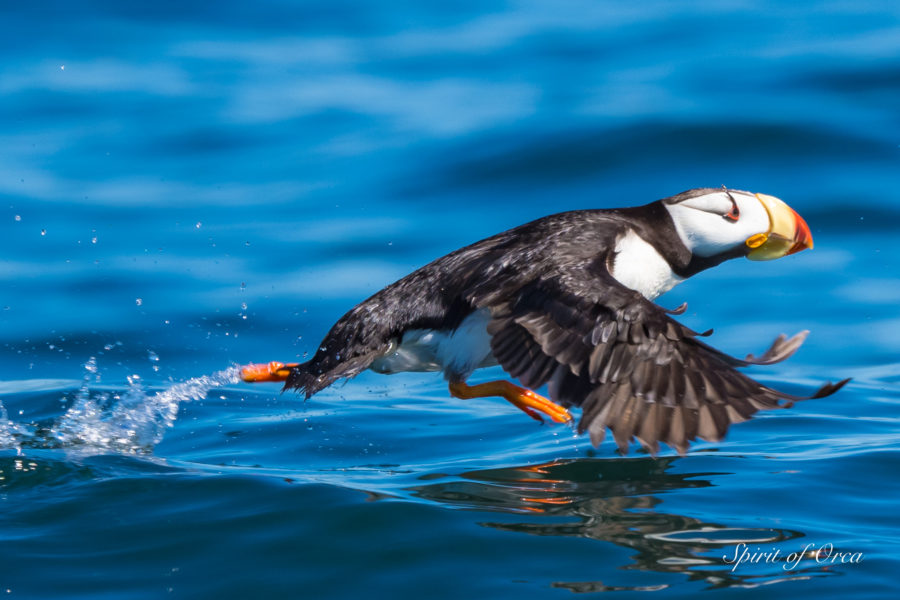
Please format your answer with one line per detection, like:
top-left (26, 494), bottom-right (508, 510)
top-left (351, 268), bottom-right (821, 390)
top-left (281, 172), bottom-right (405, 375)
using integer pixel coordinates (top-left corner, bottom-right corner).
top-left (369, 308), bottom-right (497, 380)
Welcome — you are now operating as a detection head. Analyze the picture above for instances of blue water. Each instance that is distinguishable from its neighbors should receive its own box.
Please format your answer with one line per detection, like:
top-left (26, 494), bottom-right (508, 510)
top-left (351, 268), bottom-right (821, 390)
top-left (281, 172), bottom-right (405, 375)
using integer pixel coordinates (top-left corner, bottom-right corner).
top-left (2, 1), bottom-right (899, 597)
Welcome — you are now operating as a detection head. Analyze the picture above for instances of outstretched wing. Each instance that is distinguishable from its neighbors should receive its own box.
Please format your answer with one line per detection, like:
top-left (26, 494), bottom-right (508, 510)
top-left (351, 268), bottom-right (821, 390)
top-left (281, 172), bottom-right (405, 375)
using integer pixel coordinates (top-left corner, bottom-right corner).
top-left (478, 265), bottom-right (848, 455)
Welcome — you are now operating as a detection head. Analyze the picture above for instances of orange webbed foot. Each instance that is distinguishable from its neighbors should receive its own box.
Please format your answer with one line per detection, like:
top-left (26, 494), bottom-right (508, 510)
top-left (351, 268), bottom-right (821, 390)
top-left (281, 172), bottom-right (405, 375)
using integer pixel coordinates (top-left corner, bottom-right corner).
top-left (448, 380), bottom-right (572, 424)
top-left (240, 361), bottom-right (299, 383)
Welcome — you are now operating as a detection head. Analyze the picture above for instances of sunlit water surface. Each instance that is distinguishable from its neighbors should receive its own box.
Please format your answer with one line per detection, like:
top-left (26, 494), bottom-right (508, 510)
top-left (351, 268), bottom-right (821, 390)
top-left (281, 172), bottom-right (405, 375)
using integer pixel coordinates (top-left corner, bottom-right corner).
top-left (2, 1), bottom-right (899, 598)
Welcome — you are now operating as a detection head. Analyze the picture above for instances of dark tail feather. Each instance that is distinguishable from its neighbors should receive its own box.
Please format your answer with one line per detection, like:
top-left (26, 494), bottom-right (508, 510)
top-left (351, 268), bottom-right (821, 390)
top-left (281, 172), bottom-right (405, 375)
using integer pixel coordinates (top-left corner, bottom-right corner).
top-left (283, 362), bottom-right (337, 399)
top-left (282, 352), bottom-right (377, 398)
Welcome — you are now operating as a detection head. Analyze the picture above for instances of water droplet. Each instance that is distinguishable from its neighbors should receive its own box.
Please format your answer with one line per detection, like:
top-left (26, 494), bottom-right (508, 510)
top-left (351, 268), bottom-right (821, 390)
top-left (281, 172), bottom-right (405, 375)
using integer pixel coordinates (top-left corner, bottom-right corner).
top-left (103, 343), bottom-right (114, 351)
top-left (148, 350), bottom-right (159, 362)
top-left (91, 237), bottom-right (97, 244)
top-left (40, 229), bottom-right (46, 236)
top-left (240, 302), bottom-right (247, 310)
top-left (14, 215), bottom-right (21, 222)
top-left (195, 222), bottom-right (202, 229)
top-left (245, 241), bottom-right (250, 246)
top-left (135, 298), bottom-right (143, 306)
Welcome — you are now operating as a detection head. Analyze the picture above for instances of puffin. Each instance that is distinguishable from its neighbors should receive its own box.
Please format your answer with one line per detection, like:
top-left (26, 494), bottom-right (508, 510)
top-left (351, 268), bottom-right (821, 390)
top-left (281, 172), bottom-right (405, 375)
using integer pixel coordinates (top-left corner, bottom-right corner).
top-left (241, 188), bottom-right (848, 454)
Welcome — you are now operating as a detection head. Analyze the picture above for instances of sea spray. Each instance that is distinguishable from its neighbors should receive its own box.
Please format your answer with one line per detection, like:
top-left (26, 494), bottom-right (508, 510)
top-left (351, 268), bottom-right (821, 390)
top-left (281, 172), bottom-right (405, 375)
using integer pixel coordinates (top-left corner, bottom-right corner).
top-left (0, 398), bottom-right (18, 453)
top-left (50, 358), bottom-right (242, 455)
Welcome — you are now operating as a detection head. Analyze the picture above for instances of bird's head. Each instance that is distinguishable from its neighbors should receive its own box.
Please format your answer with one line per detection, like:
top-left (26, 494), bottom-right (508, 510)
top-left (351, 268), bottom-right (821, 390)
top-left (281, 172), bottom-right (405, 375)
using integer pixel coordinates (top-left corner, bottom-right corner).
top-left (663, 188), bottom-right (813, 262)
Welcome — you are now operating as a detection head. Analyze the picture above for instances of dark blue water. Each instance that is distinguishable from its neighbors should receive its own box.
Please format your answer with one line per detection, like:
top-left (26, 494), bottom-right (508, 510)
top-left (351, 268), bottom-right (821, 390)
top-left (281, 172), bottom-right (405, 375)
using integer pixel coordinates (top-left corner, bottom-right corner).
top-left (2, 1), bottom-right (899, 597)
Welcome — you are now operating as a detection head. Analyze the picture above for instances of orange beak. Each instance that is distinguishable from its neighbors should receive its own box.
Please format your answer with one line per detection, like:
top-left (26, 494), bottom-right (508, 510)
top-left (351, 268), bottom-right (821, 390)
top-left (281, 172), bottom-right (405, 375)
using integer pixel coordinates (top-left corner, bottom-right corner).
top-left (786, 210), bottom-right (813, 256)
top-left (746, 194), bottom-right (814, 261)
top-left (240, 361), bottom-right (298, 383)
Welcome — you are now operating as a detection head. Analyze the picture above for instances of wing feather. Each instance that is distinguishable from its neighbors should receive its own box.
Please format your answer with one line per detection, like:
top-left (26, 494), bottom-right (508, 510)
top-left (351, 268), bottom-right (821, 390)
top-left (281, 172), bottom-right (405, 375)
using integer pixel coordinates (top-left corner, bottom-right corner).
top-left (476, 266), bottom-right (848, 455)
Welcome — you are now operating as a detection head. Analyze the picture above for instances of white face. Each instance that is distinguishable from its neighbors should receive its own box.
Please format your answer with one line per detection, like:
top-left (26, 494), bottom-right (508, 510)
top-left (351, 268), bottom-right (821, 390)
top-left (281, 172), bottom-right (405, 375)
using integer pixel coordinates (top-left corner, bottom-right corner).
top-left (663, 190), bottom-right (771, 257)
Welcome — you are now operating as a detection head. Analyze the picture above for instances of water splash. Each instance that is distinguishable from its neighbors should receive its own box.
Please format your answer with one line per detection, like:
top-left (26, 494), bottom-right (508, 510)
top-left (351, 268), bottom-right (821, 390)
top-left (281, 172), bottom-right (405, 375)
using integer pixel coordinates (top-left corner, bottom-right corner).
top-left (0, 399), bottom-right (18, 453)
top-left (37, 358), bottom-right (242, 456)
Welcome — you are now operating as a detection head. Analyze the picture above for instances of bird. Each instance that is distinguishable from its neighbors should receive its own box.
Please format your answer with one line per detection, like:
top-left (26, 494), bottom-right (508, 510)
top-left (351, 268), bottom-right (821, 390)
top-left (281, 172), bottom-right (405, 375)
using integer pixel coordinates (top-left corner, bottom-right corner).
top-left (240, 188), bottom-right (848, 455)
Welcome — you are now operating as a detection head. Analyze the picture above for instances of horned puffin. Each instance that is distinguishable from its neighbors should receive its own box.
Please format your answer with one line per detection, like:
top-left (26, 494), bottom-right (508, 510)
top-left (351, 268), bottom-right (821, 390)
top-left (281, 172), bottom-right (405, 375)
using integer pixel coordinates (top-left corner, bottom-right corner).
top-left (241, 188), bottom-right (848, 454)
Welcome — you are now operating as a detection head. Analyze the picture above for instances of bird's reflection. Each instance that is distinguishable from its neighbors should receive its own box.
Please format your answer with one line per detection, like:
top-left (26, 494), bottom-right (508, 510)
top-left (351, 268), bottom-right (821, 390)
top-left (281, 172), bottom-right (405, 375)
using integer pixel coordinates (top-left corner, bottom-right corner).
top-left (409, 457), bottom-right (833, 591)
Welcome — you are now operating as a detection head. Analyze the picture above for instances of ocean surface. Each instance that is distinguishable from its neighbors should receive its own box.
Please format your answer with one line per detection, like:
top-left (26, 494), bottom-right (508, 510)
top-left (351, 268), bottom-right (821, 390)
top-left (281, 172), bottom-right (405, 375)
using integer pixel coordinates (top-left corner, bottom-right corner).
top-left (1, 1), bottom-right (899, 597)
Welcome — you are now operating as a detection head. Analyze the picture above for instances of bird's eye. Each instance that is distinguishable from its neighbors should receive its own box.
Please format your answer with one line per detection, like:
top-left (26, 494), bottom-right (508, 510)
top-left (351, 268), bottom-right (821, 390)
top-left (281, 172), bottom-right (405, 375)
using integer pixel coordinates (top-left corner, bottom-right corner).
top-left (723, 197), bottom-right (740, 222)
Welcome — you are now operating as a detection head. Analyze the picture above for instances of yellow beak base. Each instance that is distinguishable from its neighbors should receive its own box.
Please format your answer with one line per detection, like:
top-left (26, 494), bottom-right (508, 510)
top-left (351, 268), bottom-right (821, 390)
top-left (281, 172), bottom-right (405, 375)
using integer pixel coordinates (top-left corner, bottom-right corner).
top-left (746, 194), bottom-right (814, 261)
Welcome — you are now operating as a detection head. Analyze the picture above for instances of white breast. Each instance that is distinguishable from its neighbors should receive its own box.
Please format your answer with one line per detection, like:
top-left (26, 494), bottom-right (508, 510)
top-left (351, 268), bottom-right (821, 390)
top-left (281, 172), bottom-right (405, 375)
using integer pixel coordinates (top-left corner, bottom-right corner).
top-left (611, 230), bottom-right (683, 300)
top-left (369, 307), bottom-right (497, 380)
